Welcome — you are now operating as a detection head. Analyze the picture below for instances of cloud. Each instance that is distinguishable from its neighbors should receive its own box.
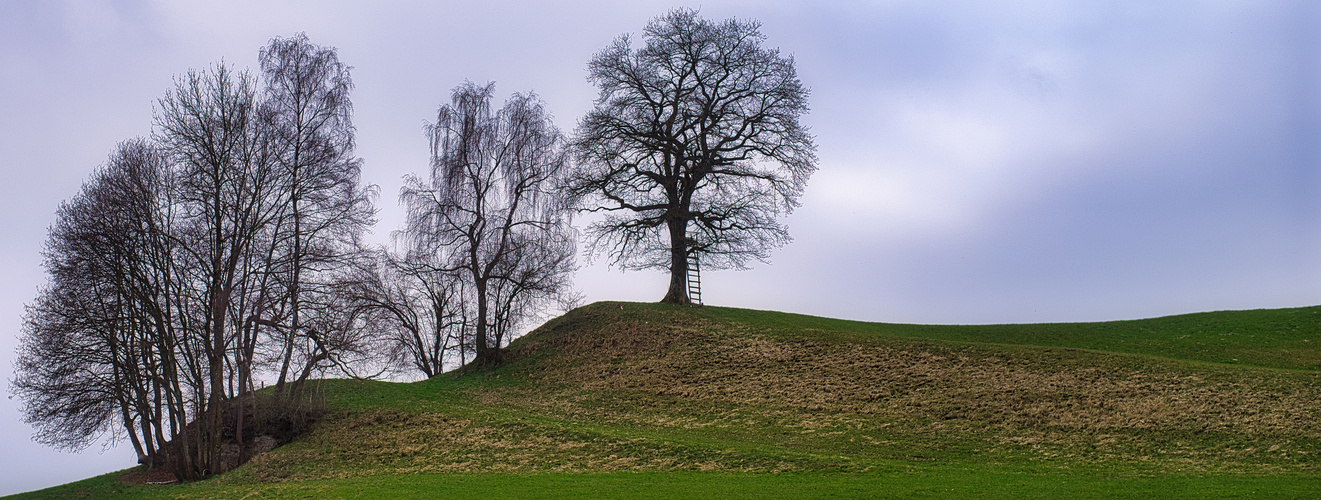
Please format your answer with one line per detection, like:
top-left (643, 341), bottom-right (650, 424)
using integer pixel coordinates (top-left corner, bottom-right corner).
top-left (687, 1), bottom-right (1321, 324)
top-left (3, 1), bottom-right (1321, 494)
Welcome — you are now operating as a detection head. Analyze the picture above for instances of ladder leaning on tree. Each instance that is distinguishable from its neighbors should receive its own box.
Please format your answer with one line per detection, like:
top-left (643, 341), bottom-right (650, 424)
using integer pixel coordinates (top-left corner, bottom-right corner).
top-left (686, 252), bottom-right (703, 306)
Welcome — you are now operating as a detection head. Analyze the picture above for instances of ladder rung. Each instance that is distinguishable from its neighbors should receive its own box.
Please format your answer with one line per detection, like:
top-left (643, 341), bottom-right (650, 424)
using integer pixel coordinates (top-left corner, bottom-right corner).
top-left (687, 252), bottom-right (703, 305)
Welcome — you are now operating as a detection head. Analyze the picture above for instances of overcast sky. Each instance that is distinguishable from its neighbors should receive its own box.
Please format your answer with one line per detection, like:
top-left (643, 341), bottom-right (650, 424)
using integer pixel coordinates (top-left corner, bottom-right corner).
top-left (3, 0), bottom-right (1320, 494)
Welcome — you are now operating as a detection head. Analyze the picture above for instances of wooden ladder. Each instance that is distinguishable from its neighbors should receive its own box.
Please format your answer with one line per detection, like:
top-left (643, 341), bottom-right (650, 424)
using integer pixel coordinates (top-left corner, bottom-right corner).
top-left (686, 253), bottom-right (703, 306)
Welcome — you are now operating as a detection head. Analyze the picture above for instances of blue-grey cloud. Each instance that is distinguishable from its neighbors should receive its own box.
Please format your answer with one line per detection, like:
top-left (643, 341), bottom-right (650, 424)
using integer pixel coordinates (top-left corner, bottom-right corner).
top-left (3, 0), bottom-right (1320, 494)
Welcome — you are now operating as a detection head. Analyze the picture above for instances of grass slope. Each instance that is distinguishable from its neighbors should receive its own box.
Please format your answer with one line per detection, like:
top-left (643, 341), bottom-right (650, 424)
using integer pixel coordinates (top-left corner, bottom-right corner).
top-left (10, 302), bottom-right (1321, 499)
top-left (708, 305), bottom-right (1321, 371)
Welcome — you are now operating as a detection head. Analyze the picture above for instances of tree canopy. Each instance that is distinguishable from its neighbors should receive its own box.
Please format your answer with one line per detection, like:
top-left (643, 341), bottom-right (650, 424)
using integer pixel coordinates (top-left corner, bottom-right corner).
top-left (568, 8), bottom-right (817, 304)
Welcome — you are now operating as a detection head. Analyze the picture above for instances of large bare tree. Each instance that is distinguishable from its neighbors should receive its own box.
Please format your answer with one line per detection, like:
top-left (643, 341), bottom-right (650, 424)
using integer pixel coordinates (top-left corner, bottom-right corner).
top-left (400, 81), bottom-right (575, 366)
top-left (13, 140), bottom-right (177, 465)
top-left (567, 9), bottom-right (817, 304)
top-left (154, 62), bottom-right (277, 480)
top-left (257, 32), bottom-right (374, 401)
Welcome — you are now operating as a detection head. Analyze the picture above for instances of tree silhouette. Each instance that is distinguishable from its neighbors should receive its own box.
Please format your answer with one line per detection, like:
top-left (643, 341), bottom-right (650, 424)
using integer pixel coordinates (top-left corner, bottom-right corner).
top-left (257, 32), bottom-right (374, 402)
top-left (13, 140), bottom-right (176, 464)
top-left (15, 35), bottom-right (376, 481)
top-left (399, 81), bottom-right (576, 365)
top-left (568, 9), bottom-right (817, 304)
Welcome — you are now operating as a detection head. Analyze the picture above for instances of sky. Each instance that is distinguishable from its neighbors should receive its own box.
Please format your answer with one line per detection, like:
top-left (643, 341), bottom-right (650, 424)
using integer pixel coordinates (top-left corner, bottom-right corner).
top-left (2, 0), bottom-right (1320, 495)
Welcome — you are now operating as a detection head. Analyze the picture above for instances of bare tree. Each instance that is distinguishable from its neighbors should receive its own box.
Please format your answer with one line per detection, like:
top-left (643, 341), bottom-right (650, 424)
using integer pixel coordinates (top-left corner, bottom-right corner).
top-left (14, 35), bottom-right (377, 482)
top-left (153, 62), bottom-right (276, 480)
top-left (567, 9), bottom-right (817, 304)
top-left (12, 139), bottom-right (178, 468)
top-left (13, 159), bottom-right (133, 455)
top-left (345, 250), bottom-right (467, 378)
top-left (257, 33), bottom-right (374, 401)
top-left (400, 81), bottom-right (576, 366)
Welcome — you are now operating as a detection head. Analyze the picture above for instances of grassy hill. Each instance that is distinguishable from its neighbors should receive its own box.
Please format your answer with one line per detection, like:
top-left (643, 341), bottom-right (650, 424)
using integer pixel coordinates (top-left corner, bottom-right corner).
top-left (10, 302), bottom-right (1321, 499)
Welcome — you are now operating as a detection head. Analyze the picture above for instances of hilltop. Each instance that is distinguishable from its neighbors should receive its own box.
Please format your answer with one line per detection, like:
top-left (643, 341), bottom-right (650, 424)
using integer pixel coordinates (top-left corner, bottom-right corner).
top-left (11, 302), bottom-right (1321, 498)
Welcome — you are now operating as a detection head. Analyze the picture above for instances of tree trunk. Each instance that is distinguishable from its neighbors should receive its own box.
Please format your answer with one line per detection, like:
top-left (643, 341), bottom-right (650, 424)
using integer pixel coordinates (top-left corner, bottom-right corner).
top-left (206, 295), bottom-right (227, 477)
top-left (660, 218), bottom-right (691, 304)
top-left (119, 392), bottom-right (147, 467)
top-left (281, 195), bottom-right (303, 399)
top-left (473, 275), bottom-right (502, 364)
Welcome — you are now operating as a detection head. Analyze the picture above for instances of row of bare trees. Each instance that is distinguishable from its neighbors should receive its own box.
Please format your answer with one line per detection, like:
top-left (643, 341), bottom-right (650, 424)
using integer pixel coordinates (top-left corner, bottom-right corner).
top-left (13, 35), bottom-right (375, 480)
top-left (12, 7), bottom-right (815, 483)
top-left (12, 34), bottom-right (584, 481)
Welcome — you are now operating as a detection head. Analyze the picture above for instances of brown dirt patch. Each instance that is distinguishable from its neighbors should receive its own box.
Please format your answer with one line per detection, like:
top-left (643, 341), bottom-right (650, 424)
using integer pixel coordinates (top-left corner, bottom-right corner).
top-left (119, 466), bottom-right (178, 485)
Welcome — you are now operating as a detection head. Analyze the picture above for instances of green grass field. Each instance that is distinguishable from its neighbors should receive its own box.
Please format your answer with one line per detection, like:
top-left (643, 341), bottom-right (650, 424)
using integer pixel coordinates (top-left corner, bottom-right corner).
top-left (702, 304), bottom-right (1321, 371)
top-left (9, 302), bottom-right (1321, 499)
top-left (17, 468), bottom-right (1321, 499)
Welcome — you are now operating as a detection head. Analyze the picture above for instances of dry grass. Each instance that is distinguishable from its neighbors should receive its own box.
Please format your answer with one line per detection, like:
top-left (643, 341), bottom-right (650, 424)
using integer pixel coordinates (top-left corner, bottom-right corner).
top-left (500, 304), bottom-right (1320, 472)
top-left (223, 302), bottom-right (1319, 484)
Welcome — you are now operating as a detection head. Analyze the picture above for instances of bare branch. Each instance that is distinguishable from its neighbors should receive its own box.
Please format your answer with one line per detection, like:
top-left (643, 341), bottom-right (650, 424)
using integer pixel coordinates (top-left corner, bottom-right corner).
top-left (568, 9), bottom-right (817, 304)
